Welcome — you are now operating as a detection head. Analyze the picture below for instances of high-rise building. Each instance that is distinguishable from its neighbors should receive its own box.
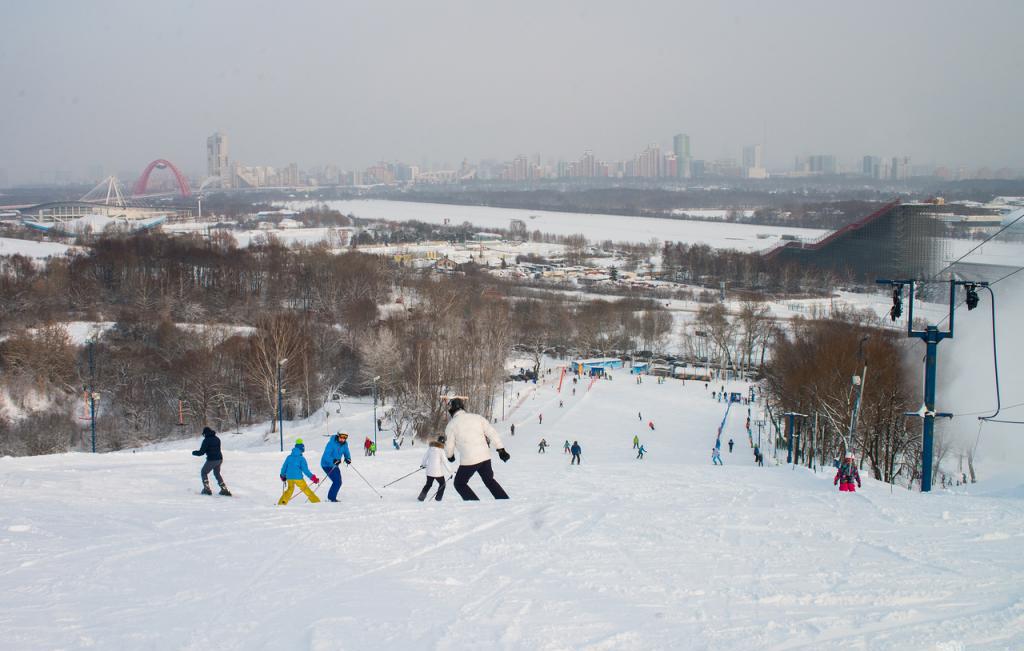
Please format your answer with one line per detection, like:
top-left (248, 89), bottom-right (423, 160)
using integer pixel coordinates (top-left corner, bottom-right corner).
top-left (862, 156), bottom-right (882, 179)
top-left (742, 144), bottom-right (766, 178)
top-left (206, 132), bottom-right (229, 181)
top-left (808, 155), bottom-right (837, 175)
top-left (673, 133), bottom-right (691, 178)
top-left (890, 156), bottom-right (911, 181)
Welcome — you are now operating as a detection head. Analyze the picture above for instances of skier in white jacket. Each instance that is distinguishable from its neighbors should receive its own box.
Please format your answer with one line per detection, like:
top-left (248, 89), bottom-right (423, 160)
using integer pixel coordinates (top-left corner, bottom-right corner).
top-left (418, 436), bottom-right (451, 501)
top-left (443, 397), bottom-right (510, 500)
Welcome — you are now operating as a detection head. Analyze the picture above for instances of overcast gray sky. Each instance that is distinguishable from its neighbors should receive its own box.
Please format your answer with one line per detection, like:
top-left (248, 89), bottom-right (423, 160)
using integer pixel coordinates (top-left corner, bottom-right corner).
top-left (2, 0), bottom-right (1022, 183)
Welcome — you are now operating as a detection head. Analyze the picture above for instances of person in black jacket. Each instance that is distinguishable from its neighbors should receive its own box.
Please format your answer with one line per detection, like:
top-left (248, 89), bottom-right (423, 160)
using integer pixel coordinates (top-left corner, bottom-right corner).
top-left (192, 427), bottom-right (231, 496)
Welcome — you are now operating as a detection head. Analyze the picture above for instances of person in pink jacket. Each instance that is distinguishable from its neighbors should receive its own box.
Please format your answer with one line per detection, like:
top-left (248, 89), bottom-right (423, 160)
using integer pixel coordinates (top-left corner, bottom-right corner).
top-left (834, 454), bottom-right (862, 492)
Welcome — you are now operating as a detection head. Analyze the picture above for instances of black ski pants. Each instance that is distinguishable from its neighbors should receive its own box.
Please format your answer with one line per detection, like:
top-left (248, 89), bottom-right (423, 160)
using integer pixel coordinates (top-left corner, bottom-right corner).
top-left (201, 459), bottom-right (224, 485)
top-left (571, 453), bottom-right (581, 465)
top-left (454, 460), bottom-right (508, 500)
top-left (418, 476), bottom-right (446, 501)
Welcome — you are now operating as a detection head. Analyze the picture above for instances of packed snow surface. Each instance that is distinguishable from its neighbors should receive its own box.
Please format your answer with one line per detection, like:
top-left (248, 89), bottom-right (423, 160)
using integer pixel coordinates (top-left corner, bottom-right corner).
top-left (0, 237), bottom-right (75, 259)
top-left (2, 373), bottom-right (1023, 650)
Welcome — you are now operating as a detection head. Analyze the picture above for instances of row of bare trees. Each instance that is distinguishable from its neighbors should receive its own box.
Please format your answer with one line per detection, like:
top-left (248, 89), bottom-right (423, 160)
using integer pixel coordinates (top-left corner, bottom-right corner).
top-left (761, 312), bottom-right (928, 487)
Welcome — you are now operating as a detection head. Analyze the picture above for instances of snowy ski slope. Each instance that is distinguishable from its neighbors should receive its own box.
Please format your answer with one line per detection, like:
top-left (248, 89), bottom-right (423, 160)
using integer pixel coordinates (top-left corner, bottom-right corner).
top-left (1, 372), bottom-right (1022, 650)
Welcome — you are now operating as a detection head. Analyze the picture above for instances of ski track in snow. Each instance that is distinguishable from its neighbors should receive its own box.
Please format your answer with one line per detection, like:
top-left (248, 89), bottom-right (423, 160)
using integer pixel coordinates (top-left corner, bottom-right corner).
top-left (2, 373), bottom-right (1024, 650)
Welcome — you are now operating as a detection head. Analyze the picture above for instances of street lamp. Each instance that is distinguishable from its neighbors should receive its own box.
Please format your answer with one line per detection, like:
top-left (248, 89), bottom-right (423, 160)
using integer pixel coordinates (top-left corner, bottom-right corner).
top-left (846, 335), bottom-right (870, 456)
top-left (277, 358), bottom-right (288, 451)
top-left (372, 375), bottom-right (381, 451)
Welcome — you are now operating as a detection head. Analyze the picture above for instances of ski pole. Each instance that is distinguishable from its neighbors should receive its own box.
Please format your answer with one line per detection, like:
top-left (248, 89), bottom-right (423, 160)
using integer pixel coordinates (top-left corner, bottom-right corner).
top-left (348, 463), bottom-right (383, 500)
top-left (382, 467), bottom-right (424, 488)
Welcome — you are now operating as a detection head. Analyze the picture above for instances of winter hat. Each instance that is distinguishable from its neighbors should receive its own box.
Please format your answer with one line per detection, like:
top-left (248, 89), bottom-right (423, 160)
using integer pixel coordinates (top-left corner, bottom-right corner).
top-left (295, 438), bottom-right (304, 446)
top-left (447, 397), bottom-right (465, 416)
top-left (202, 427), bottom-right (216, 437)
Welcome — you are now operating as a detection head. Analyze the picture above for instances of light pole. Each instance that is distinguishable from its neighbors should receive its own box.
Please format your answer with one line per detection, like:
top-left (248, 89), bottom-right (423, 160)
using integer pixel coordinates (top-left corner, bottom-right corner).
top-left (86, 340), bottom-right (97, 453)
top-left (372, 375), bottom-right (381, 451)
top-left (846, 335), bottom-right (869, 456)
top-left (277, 358), bottom-right (288, 451)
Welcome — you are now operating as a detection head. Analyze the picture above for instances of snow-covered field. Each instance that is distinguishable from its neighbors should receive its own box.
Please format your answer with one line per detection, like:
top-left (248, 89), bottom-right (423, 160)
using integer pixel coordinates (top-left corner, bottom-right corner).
top-left (2, 370), bottom-right (1022, 650)
top-left (0, 237), bottom-right (76, 259)
top-left (283, 199), bottom-right (829, 252)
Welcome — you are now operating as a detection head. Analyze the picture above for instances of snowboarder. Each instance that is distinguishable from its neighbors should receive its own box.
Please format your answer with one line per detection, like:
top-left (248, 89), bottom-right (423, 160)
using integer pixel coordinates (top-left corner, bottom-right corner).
top-left (633, 434), bottom-right (640, 449)
top-left (648, 420), bottom-right (655, 431)
top-left (320, 431), bottom-right (351, 502)
top-left (538, 438), bottom-right (548, 453)
top-left (278, 439), bottom-right (320, 505)
top-left (712, 447), bottom-right (723, 466)
top-left (418, 435), bottom-right (450, 502)
top-left (364, 436), bottom-right (372, 456)
top-left (728, 438), bottom-right (734, 453)
top-left (444, 397), bottom-right (510, 500)
top-left (564, 439), bottom-right (571, 454)
top-left (192, 426), bottom-right (230, 496)
top-left (570, 441), bottom-right (582, 465)
top-left (636, 444), bottom-right (646, 459)
top-left (834, 455), bottom-right (862, 492)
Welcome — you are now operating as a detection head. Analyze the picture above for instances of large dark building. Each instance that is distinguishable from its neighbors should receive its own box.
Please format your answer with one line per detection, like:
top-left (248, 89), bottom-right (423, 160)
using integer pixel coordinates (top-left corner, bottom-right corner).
top-left (763, 200), bottom-right (948, 282)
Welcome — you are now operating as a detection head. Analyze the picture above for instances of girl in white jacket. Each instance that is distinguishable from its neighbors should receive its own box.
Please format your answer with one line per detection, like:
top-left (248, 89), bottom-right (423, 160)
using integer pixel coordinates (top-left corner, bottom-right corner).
top-left (418, 437), bottom-right (451, 501)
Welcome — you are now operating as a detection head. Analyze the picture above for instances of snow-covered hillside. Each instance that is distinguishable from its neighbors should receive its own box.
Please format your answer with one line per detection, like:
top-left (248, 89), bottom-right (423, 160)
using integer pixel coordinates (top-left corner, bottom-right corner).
top-left (2, 372), bottom-right (1022, 650)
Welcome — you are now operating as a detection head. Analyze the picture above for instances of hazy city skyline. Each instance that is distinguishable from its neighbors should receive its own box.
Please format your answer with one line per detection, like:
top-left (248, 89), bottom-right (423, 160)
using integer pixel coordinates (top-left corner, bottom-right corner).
top-left (2, 0), bottom-right (1023, 185)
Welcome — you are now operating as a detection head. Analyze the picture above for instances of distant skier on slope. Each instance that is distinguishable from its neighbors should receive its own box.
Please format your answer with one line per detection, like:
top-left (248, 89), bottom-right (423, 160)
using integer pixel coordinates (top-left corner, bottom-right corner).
top-left (637, 444), bottom-right (646, 459)
top-left (320, 431), bottom-right (351, 502)
top-left (564, 439), bottom-right (571, 454)
top-left (363, 436), bottom-right (372, 456)
top-left (418, 435), bottom-right (451, 502)
top-left (538, 438), bottom-right (548, 454)
top-left (633, 434), bottom-right (640, 449)
top-left (570, 441), bottom-right (582, 465)
top-left (539, 413), bottom-right (543, 425)
top-left (834, 454), bottom-right (862, 492)
top-left (648, 420), bottom-right (655, 431)
top-left (278, 438), bottom-right (320, 505)
top-left (712, 447), bottom-right (723, 466)
top-left (192, 426), bottom-right (230, 496)
top-left (728, 438), bottom-right (734, 453)
top-left (444, 397), bottom-right (510, 500)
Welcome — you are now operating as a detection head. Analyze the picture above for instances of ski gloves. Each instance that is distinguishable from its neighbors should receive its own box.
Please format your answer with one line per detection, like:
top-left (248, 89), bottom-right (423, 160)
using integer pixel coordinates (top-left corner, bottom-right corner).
top-left (498, 448), bottom-right (510, 463)
top-left (333, 459), bottom-right (351, 466)
top-left (311, 475), bottom-right (319, 484)
top-left (447, 456), bottom-right (456, 463)
top-left (280, 475), bottom-right (286, 482)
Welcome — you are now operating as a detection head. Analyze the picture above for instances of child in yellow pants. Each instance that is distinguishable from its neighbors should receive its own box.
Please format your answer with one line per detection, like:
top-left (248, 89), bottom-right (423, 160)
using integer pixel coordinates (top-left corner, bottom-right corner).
top-left (278, 479), bottom-right (319, 505)
top-left (278, 439), bottom-right (321, 505)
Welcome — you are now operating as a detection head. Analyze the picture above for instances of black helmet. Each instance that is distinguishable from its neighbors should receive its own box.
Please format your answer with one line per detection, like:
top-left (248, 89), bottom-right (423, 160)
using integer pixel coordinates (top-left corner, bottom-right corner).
top-left (202, 427), bottom-right (216, 437)
top-left (448, 397), bottom-right (465, 416)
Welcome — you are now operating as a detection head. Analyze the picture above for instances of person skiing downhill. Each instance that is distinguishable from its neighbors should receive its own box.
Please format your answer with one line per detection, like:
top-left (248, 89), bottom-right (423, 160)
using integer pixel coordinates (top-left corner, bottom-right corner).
top-left (570, 441), bottom-right (582, 465)
top-left (636, 444), bottom-right (646, 459)
top-left (320, 431), bottom-right (351, 502)
top-left (564, 439), bottom-right (571, 454)
top-left (648, 420), bottom-right (655, 431)
top-left (278, 438), bottom-right (320, 505)
top-left (192, 426), bottom-right (230, 496)
top-left (539, 413), bottom-right (543, 425)
top-left (538, 438), bottom-right (548, 454)
top-left (728, 438), bottom-right (734, 453)
top-left (418, 435), bottom-right (451, 502)
top-left (444, 397), bottom-right (510, 500)
top-left (834, 454), bottom-right (862, 492)
top-left (364, 436), bottom-right (372, 456)
top-left (712, 447), bottom-right (723, 466)
top-left (633, 434), bottom-right (640, 449)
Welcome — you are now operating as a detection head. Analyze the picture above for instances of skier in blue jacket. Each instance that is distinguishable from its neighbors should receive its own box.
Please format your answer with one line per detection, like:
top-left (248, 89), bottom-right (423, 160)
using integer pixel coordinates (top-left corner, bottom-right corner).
top-left (278, 439), bottom-right (320, 505)
top-left (320, 431), bottom-right (352, 502)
